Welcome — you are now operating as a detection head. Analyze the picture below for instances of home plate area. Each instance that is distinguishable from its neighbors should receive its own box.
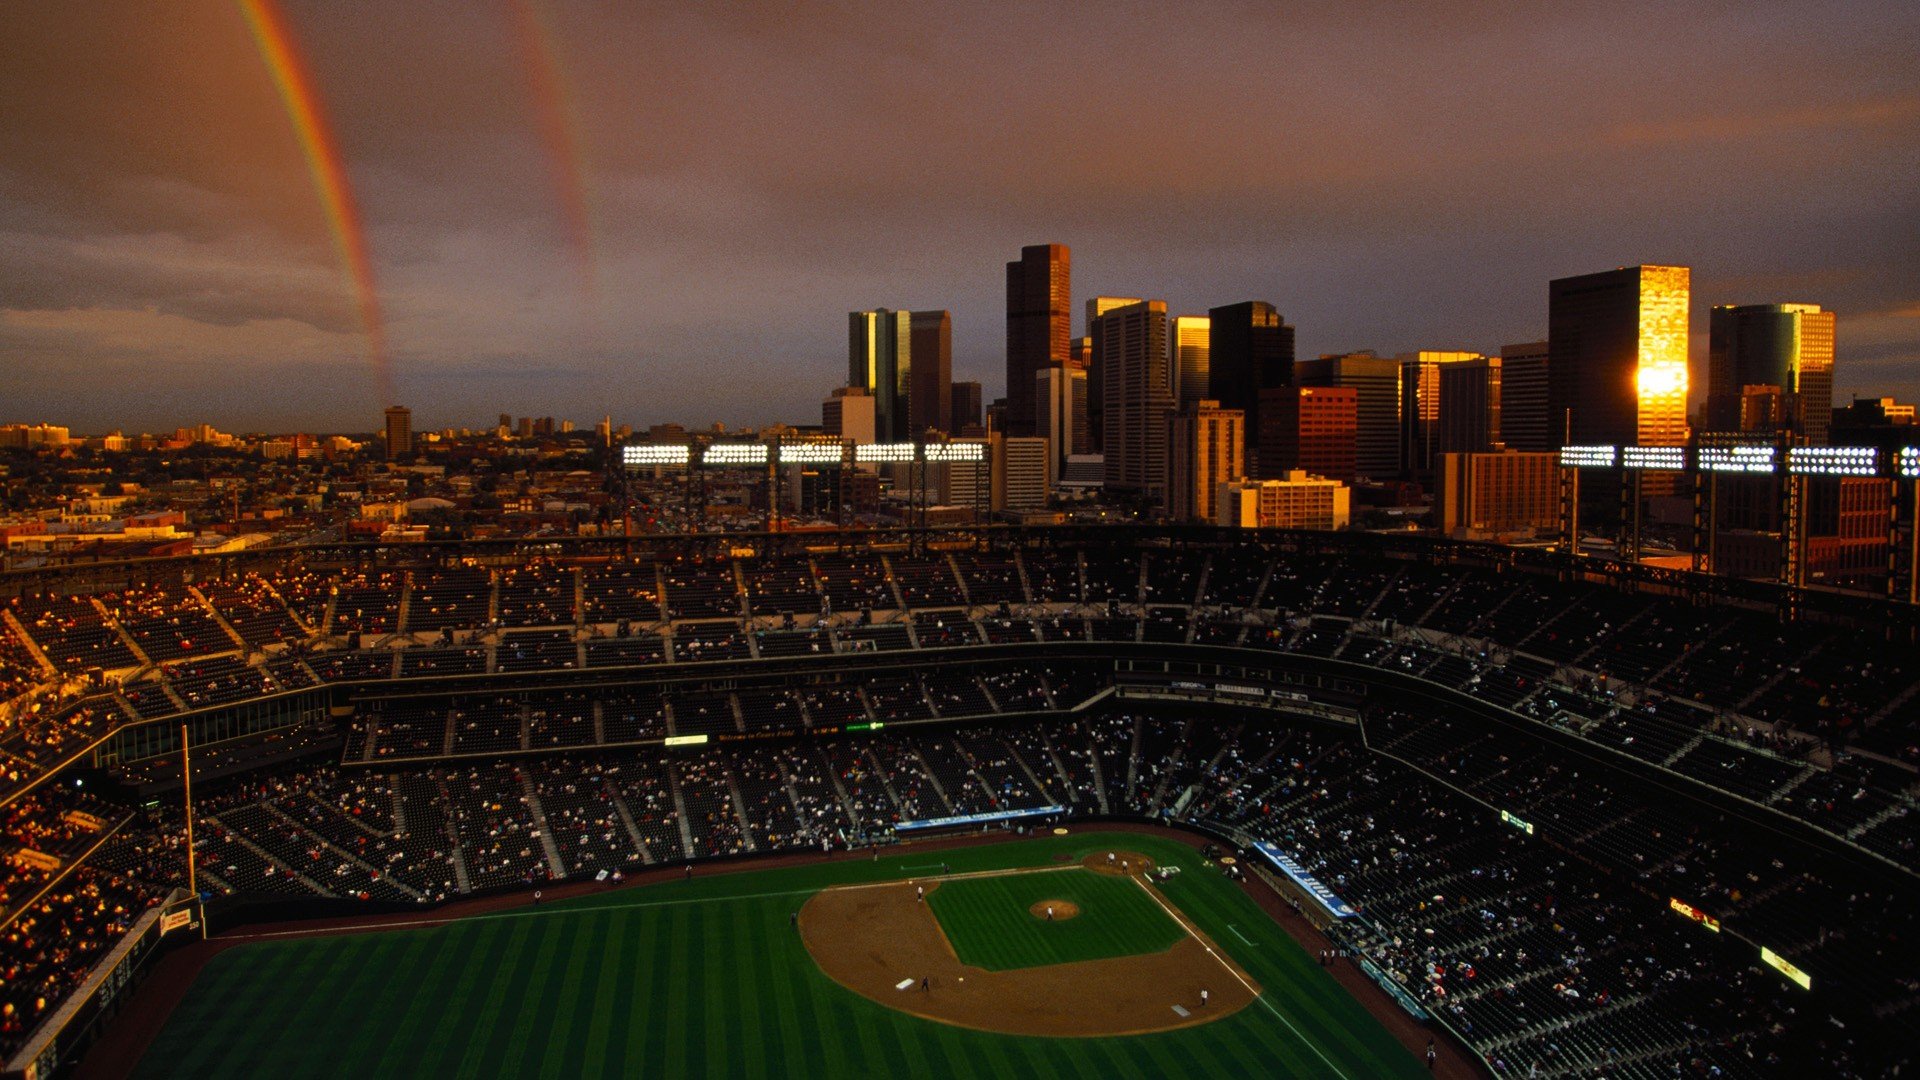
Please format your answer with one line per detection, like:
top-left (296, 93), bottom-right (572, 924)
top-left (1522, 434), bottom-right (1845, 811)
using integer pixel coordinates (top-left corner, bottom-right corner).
top-left (798, 852), bottom-right (1258, 1037)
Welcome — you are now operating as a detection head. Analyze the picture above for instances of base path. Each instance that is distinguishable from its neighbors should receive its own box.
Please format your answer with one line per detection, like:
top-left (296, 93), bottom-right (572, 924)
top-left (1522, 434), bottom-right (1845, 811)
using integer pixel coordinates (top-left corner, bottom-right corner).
top-left (798, 863), bottom-right (1257, 1037)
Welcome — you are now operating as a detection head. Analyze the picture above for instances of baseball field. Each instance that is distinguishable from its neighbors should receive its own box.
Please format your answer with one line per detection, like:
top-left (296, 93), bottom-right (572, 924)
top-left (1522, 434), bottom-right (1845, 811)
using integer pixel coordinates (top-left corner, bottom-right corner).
top-left (132, 832), bottom-right (1425, 1078)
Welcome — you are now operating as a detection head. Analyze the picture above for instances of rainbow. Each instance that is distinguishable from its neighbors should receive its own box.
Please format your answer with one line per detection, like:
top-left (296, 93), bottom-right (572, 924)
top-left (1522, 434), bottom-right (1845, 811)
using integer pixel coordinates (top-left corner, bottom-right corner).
top-left (510, 0), bottom-right (598, 307)
top-left (239, 0), bottom-right (392, 406)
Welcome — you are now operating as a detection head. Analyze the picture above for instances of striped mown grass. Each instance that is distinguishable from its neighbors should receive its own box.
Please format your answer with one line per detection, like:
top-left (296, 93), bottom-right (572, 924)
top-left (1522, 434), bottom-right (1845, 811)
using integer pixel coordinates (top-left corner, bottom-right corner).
top-left (925, 867), bottom-right (1183, 970)
top-left (135, 833), bottom-right (1426, 1079)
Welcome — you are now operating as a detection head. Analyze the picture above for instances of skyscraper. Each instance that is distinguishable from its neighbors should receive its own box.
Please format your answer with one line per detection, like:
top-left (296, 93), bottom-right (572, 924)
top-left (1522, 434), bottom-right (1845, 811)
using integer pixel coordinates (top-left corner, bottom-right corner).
top-left (1294, 352), bottom-right (1402, 481)
top-left (1169, 316), bottom-right (1212, 408)
top-left (383, 406), bottom-right (412, 461)
top-left (1437, 356), bottom-right (1503, 455)
top-left (1546, 265), bottom-right (1691, 450)
top-left (1498, 341), bottom-right (1551, 452)
top-left (1005, 244), bottom-right (1071, 437)
top-left (949, 381), bottom-right (982, 433)
top-left (1092, 299), bottom-right (1172, 497)
top-left (1259, 386), bottom-right (1357, 482)
top-left (1035, 365), bottom-right (1088, 473)
top-left (1085, 297), bottom-right (1144, 451)
top-left (1398, 351), bottom-right (1483, 475)
top-left (1706, 303), bottom-right (1836, 444)
top-left (1206, 302), bottom-right (1295, 461)
top-left (1167, 401), bottom-right (1244, 522)
top-left (908, 310), bottom-right (952, 436)
top-left (849, 309), bottom-right (911, 441)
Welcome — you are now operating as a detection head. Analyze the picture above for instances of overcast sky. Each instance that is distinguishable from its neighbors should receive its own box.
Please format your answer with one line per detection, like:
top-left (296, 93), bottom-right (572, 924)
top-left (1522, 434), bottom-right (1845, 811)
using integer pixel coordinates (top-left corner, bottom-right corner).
top-left (2, 1), bottom-right (1916, 435)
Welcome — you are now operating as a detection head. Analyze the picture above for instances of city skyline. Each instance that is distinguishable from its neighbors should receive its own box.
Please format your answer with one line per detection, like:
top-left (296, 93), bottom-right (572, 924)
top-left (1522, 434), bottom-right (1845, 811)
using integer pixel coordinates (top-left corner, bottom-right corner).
top-left (2, 1), bottom-right (1917, 433)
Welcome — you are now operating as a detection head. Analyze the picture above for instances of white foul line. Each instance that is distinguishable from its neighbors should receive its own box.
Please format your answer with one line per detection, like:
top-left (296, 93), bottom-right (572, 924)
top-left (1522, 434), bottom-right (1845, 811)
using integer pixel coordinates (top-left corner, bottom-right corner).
top-left (228, 862), bottom-right (1085, 942)
top-left (829, 863), bottom-right (1077, 893)
top-left (222, 886), bottom-right (823, 941)
top-left (1130, 876), bottom-right (1353, 1080)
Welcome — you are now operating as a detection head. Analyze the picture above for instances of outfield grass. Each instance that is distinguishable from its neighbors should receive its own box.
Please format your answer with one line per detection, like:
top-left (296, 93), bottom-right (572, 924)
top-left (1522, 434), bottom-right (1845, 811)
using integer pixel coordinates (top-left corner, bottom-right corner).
top-left (135, 833), bottom-right (1426, 1079)
top-left (926, 867), bottom-right (1183, 971)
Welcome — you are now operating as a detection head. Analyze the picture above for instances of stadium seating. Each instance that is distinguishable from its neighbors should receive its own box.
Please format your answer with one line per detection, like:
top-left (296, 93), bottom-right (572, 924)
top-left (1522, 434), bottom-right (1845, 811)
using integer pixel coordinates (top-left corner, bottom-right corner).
top-left (3, 529), bottom-right (1919, 1073)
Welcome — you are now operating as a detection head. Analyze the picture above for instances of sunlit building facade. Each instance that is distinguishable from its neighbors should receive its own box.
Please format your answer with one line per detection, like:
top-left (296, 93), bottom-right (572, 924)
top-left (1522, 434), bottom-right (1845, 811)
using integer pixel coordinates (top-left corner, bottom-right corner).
top-left (1005, 244), bottom-right (1071, 437)
top-left (1258, 386), bottom-right (1357, 482)
top-left (849, 309), bottom-right (912, 441)
top-left (1169, 315), bottom-right (1212, 408)
top-left (1548, 265), bottom-right (1690, 495)
top-left (1547, 265), bottom-right (1691, 450)
top-left (383, 406), bottom-right (412, 460)
top-left (1167, 401), bottom-right (1244, 522)
top-left (1295, 352), bottom-right (1401, 481)
top-left (822, 386), bottom-right (875, 443)
top-left (1216, 472), bottom-right (1350, 531)
top-left (1706, 303), bottom-right (1835, 444)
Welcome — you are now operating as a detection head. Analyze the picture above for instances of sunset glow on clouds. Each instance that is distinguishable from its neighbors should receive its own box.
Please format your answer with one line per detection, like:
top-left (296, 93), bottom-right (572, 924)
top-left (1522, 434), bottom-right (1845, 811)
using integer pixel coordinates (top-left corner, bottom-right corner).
top-left (1, 0), bottom-right (1915, 431)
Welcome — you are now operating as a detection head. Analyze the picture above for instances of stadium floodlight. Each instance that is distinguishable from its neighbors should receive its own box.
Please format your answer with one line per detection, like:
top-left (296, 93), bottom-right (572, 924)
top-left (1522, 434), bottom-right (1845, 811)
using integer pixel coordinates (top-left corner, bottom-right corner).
top-left (1899, 447), bottom-right (1920, 480)
top-left (1786, 446), bottom-right (1877, 477)
top-left (923, 443), bottom-right (986, 463)
top-left (853, 442), bottom-right (916, 463)
top-left (776, 443), bottom-right (845, 465)
top-left (1557, 445), bottom-right (1617, 469)
top-left (699, 443), bottom-right (769, 467)
top-left (622, 444), bottom-right (691, 467)
top-left (1697, 446), bottom-right (1776, 474)
top-left (1622, 445), bottom-right (1686, 471)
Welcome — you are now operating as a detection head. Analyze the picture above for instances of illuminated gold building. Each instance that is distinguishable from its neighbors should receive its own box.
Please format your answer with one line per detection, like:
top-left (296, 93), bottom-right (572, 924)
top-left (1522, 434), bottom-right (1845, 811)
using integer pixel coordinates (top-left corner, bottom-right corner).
top-left (1706, 303), bottom-right (1835, 444)
top-left (1169, 315), bottom-right (1212, 408)
top-left (1216, 472), bottom-right (1350, 531)
top-left (849, 309), bottom-right (911, 441)
top-left (1547, 265), bottom-right (1691, 449)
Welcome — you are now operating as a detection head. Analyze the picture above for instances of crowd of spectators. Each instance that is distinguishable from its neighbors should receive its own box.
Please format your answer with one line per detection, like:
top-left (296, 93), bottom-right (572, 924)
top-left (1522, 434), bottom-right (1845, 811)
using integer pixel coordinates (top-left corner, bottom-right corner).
top-left (2, 536), bottom-right (1919, 1071)
top-left (0, 703), bottom-right (1906, 1073)
top-left (3, 532), bottom-right (1917, 882)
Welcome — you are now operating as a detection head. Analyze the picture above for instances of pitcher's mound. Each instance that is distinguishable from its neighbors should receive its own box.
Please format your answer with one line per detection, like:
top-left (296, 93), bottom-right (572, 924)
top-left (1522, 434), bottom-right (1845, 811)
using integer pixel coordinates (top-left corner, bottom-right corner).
top-left (1029, 899), bottom-right (1080, 921)
top-left (798, 873), bottom-right (1259, 1036)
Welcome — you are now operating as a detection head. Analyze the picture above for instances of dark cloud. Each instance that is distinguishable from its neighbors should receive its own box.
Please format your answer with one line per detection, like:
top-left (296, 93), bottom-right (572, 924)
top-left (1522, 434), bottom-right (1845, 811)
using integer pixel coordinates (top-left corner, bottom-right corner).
top-left (0, 0), bottom-right (1916, 433)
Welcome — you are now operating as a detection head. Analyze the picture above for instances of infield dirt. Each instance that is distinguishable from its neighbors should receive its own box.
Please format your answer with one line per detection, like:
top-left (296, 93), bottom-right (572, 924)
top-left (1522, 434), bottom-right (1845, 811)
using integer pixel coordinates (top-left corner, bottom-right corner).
top-left (797, 855), bottom-right (1257, 1037)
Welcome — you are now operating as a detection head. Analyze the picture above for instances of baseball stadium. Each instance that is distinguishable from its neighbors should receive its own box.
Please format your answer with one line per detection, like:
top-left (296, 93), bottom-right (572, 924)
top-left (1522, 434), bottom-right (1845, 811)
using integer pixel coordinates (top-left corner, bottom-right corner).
top-left (0, 527), bottom-right (1913, 1077)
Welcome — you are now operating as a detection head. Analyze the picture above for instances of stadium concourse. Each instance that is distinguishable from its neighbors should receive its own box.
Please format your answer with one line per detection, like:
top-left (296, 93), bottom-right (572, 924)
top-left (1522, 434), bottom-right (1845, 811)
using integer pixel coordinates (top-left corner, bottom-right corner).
top-left (0, 527), bottom-right (1914, 1077)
